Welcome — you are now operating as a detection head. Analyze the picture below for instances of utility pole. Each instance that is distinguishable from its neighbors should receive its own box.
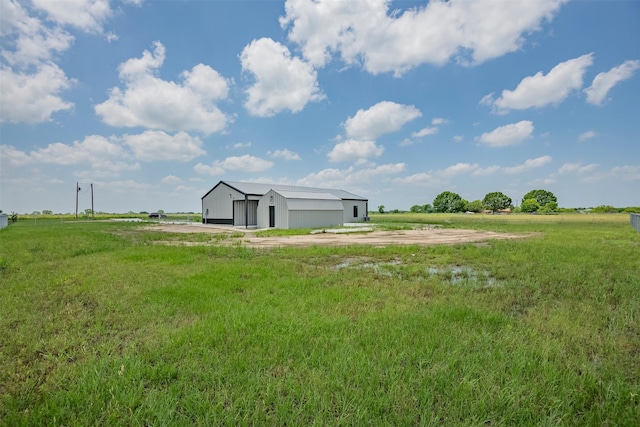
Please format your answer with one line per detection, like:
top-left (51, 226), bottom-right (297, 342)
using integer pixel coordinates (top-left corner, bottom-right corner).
top-left (91, 183), bottom-right (94, 219)
top-left (75, 182), bottom-right (79, 219)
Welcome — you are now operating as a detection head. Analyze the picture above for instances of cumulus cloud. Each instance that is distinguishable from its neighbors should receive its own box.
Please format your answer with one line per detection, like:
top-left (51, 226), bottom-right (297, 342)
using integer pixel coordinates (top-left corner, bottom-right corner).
top-left (121, 130), bottom-right (205, 162)
top-left (31, 0), bottom-right (113, 33)
top-left (95, 41), bottom-right (231, 135)
top-left (241, 38), bottom-right (324, 117)
top-left (344, 101), bottom-right (421, 140)
top-left (431, 117), bottom-right (448, 125)
top-left (558, 163), bottom-right (598, 175)
top-left (503, 155), bottom-right (552, 174)
top-left (475, 121), bottom-right (534, 147)
top-left (193, 163), bottom-right (225, 176)
top-left (412, 127), bottom-right (438, 138)
top-left (194, 155), bottom-right (274, 175)
top-left (584, 60), bottom-right (640, 105)
top-left (0, 64), bottom-right (74, 123)
top-left (453, 135), bottom-right (464, 142)
top-left (29, 135), bottom-right (125, 165)
top-left (298, 163), bottom-right (405, 189)
top-left (327, 139), bottom-right (384, 163)
top-left (610, 165), bottom-right (640, 181)
top-left (481, 54), bottom-right (594, 114)
top-left (161, 175), bottom-right (184, 184)
top-left (268, 148), bottom-right (301, 160)
top-left (0, 1), bottom-right (77, 123)
top-left (442, 163), bottom-right (480, 176)
top-left (281, 0), bottom-right (567, 75)
top-left (578, 130), bottom-right (597, 141)
top-left (0, 144), bottom-right (33, 167)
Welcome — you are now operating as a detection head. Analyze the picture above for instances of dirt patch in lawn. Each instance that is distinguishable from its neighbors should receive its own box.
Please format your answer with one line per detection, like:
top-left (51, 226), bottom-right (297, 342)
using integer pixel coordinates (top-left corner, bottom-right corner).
top-left (142, 223), bottom-right (527, 248)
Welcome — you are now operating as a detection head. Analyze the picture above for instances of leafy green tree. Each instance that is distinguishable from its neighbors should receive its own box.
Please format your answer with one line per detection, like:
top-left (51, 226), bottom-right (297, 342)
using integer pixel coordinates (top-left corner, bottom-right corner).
top-left (521, 198), bottom-right (540, 213)
top-left (522, 189), bottom-right (557, 209)
top-left (42, 210), bottom-right (53, 215)
top-left (422, 204), bottom-right (433, 213)
top-left (464, 200), bottom-right (483, 213)
top-left (540, 201), bottom-right (558, 213)
top-left (482, 192), bottom-right (512, 212)
top-left (410, 205), bottom-right (423, 213)
top-left (433, 191), bottom-right (466, 213)
top-left (378, 205), bottom-right (385, 214)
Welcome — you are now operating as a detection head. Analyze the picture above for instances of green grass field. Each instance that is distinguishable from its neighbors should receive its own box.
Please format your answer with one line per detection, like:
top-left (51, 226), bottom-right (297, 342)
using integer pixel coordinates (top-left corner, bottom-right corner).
top-left (1, 215), bottom-right (638, 425)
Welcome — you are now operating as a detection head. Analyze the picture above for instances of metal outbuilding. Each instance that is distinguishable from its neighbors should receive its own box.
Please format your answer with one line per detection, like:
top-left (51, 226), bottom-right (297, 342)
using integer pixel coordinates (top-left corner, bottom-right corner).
top-left (0, 213), bottom-right (8, 230)
top-left (201, 181), bottom-right (368, 229)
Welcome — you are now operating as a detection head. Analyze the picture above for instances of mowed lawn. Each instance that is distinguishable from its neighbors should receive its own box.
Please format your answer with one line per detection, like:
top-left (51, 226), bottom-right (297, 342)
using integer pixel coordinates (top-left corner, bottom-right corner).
top-left (0, 215), bottom-right (638, 425)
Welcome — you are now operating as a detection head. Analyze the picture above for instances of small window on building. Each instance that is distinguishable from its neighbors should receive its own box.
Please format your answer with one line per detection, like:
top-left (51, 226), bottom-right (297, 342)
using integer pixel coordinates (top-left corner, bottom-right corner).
top-left (353, 206), bottom-right (358, 218)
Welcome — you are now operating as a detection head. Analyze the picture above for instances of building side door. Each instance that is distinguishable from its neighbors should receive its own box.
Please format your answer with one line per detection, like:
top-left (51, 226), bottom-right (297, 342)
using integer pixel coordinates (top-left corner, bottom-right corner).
top-left (269, 206), bottom-right (275, 228)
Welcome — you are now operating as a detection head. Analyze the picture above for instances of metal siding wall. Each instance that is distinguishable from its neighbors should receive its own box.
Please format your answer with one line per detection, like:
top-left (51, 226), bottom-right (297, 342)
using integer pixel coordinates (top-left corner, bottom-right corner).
top-left (631, 213), bottom-right (640, 232)
top-left (289, 210), bottom-right (343, 229)
top-left (257, 190), bottom-right (289, 228)
top-left (202, 183), bottom-right (241, 223)
top-left (342, 200), bottom-right (368, 223)
top-left (276, 192), bottom-right (289, 229)
top-left (233, 200), bottom-right (259, 226)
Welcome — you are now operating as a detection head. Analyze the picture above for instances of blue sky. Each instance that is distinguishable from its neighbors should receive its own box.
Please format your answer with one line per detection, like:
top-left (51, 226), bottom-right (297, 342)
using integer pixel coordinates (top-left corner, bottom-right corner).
top-left (1, 0), bottom-right (638, 214)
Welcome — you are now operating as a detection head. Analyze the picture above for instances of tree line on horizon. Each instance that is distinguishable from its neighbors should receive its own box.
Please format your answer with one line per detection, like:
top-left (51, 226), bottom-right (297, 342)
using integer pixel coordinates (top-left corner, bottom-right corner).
top-left (373, 189), bottom-right (639, 214)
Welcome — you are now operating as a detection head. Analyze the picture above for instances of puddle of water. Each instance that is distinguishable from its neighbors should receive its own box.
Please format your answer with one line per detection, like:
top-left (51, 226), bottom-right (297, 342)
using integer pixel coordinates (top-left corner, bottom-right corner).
top-left (333, 259), bottom-right (499, 287)
top-left (427, 266), bottom-right (497, 287)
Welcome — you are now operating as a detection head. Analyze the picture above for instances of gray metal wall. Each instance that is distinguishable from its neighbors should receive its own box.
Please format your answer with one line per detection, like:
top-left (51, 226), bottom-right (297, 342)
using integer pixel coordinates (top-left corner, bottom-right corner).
top-left (341, 200), bottom-right (369, 223)
top-left (233, 200), bottom-right (258, 226)
top-left (631, 213), bottom-right (640, 232)
top-left (202, 183), bottom-right (243, 224)
top-left (288, 210), bottom-right (343, 229)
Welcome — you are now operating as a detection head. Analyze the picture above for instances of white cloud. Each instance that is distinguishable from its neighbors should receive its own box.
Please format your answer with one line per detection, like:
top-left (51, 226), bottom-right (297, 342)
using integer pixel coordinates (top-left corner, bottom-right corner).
top-left (161, 175), bottom-right (183, 184)
top-left (95, 41), bottom-right (231, 135)
top-left (193, 163), bottom-right (225, 176)
top-left (453, 135), bottom-right (464, 142)
top-left (584, 60), bottom-right (640, 105)
top-left (475, 121), bottom-right (534, 147)
top-left (233, 142), bottom-right (252, 149)
top-left (578, 130), bottom-right (597, 141)
top-left (29, 135), bottom-right (125, 165)
top-left (442, 163), bottom-right (479, 176)
top-left (268, 148), bottom-right (301, 161)
top-left (399, 138), bottom-right (414, 147)
top-left (0, 64), bottom-right (74, 123)
top-left (0, 0), bottom-right (74, 66)
top-left (503, 155), bottom-right (552, 174)
top-left (471, 165), bottom-right (501, 176)
top-left (344, 101), bottom-right (421, 140)
top-left (0, 144), bottom-right (33, 166)
top-left (558, 163), bottom-right (598, 175)
top-left (482, 54), bottom-right (594, 114)
top-left (298, 163), bottom-right (405, 189)
top-left (412, 127), bottom-right (438, 138)
top-left (393, 172), bottom-right (436, 186)
top-left (281, 0), bottom-right (567, 75)
top-left (31, 0), bottom-right (112, 33)
top-left (610, 165), bottom-right (640, 181)
top-left (0, 0), bottom-right (76, 124)
top-left (220, 155), bottom-right (273, 172)
top-left (121, 131), bottom-right (205, 162)
top-left (432, 117), bottom-right (448, 125)
top-left (194, 155), bottom-right (274, 175)
top-left (240, 37), bottom-right (324, 117)
top-left (327, 139), bottom-right (384, 163)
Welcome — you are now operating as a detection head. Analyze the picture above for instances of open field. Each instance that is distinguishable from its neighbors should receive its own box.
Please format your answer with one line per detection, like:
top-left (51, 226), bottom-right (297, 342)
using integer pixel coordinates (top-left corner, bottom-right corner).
top-left (1, 214), bottom-right (638, 425)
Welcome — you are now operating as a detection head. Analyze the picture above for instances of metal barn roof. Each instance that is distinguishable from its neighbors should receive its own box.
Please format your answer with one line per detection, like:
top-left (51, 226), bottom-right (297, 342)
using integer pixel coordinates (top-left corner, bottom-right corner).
top-left (273, 190), bottom-right (343, 211)
top-left (203, 180), bottom-right (367, 201)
